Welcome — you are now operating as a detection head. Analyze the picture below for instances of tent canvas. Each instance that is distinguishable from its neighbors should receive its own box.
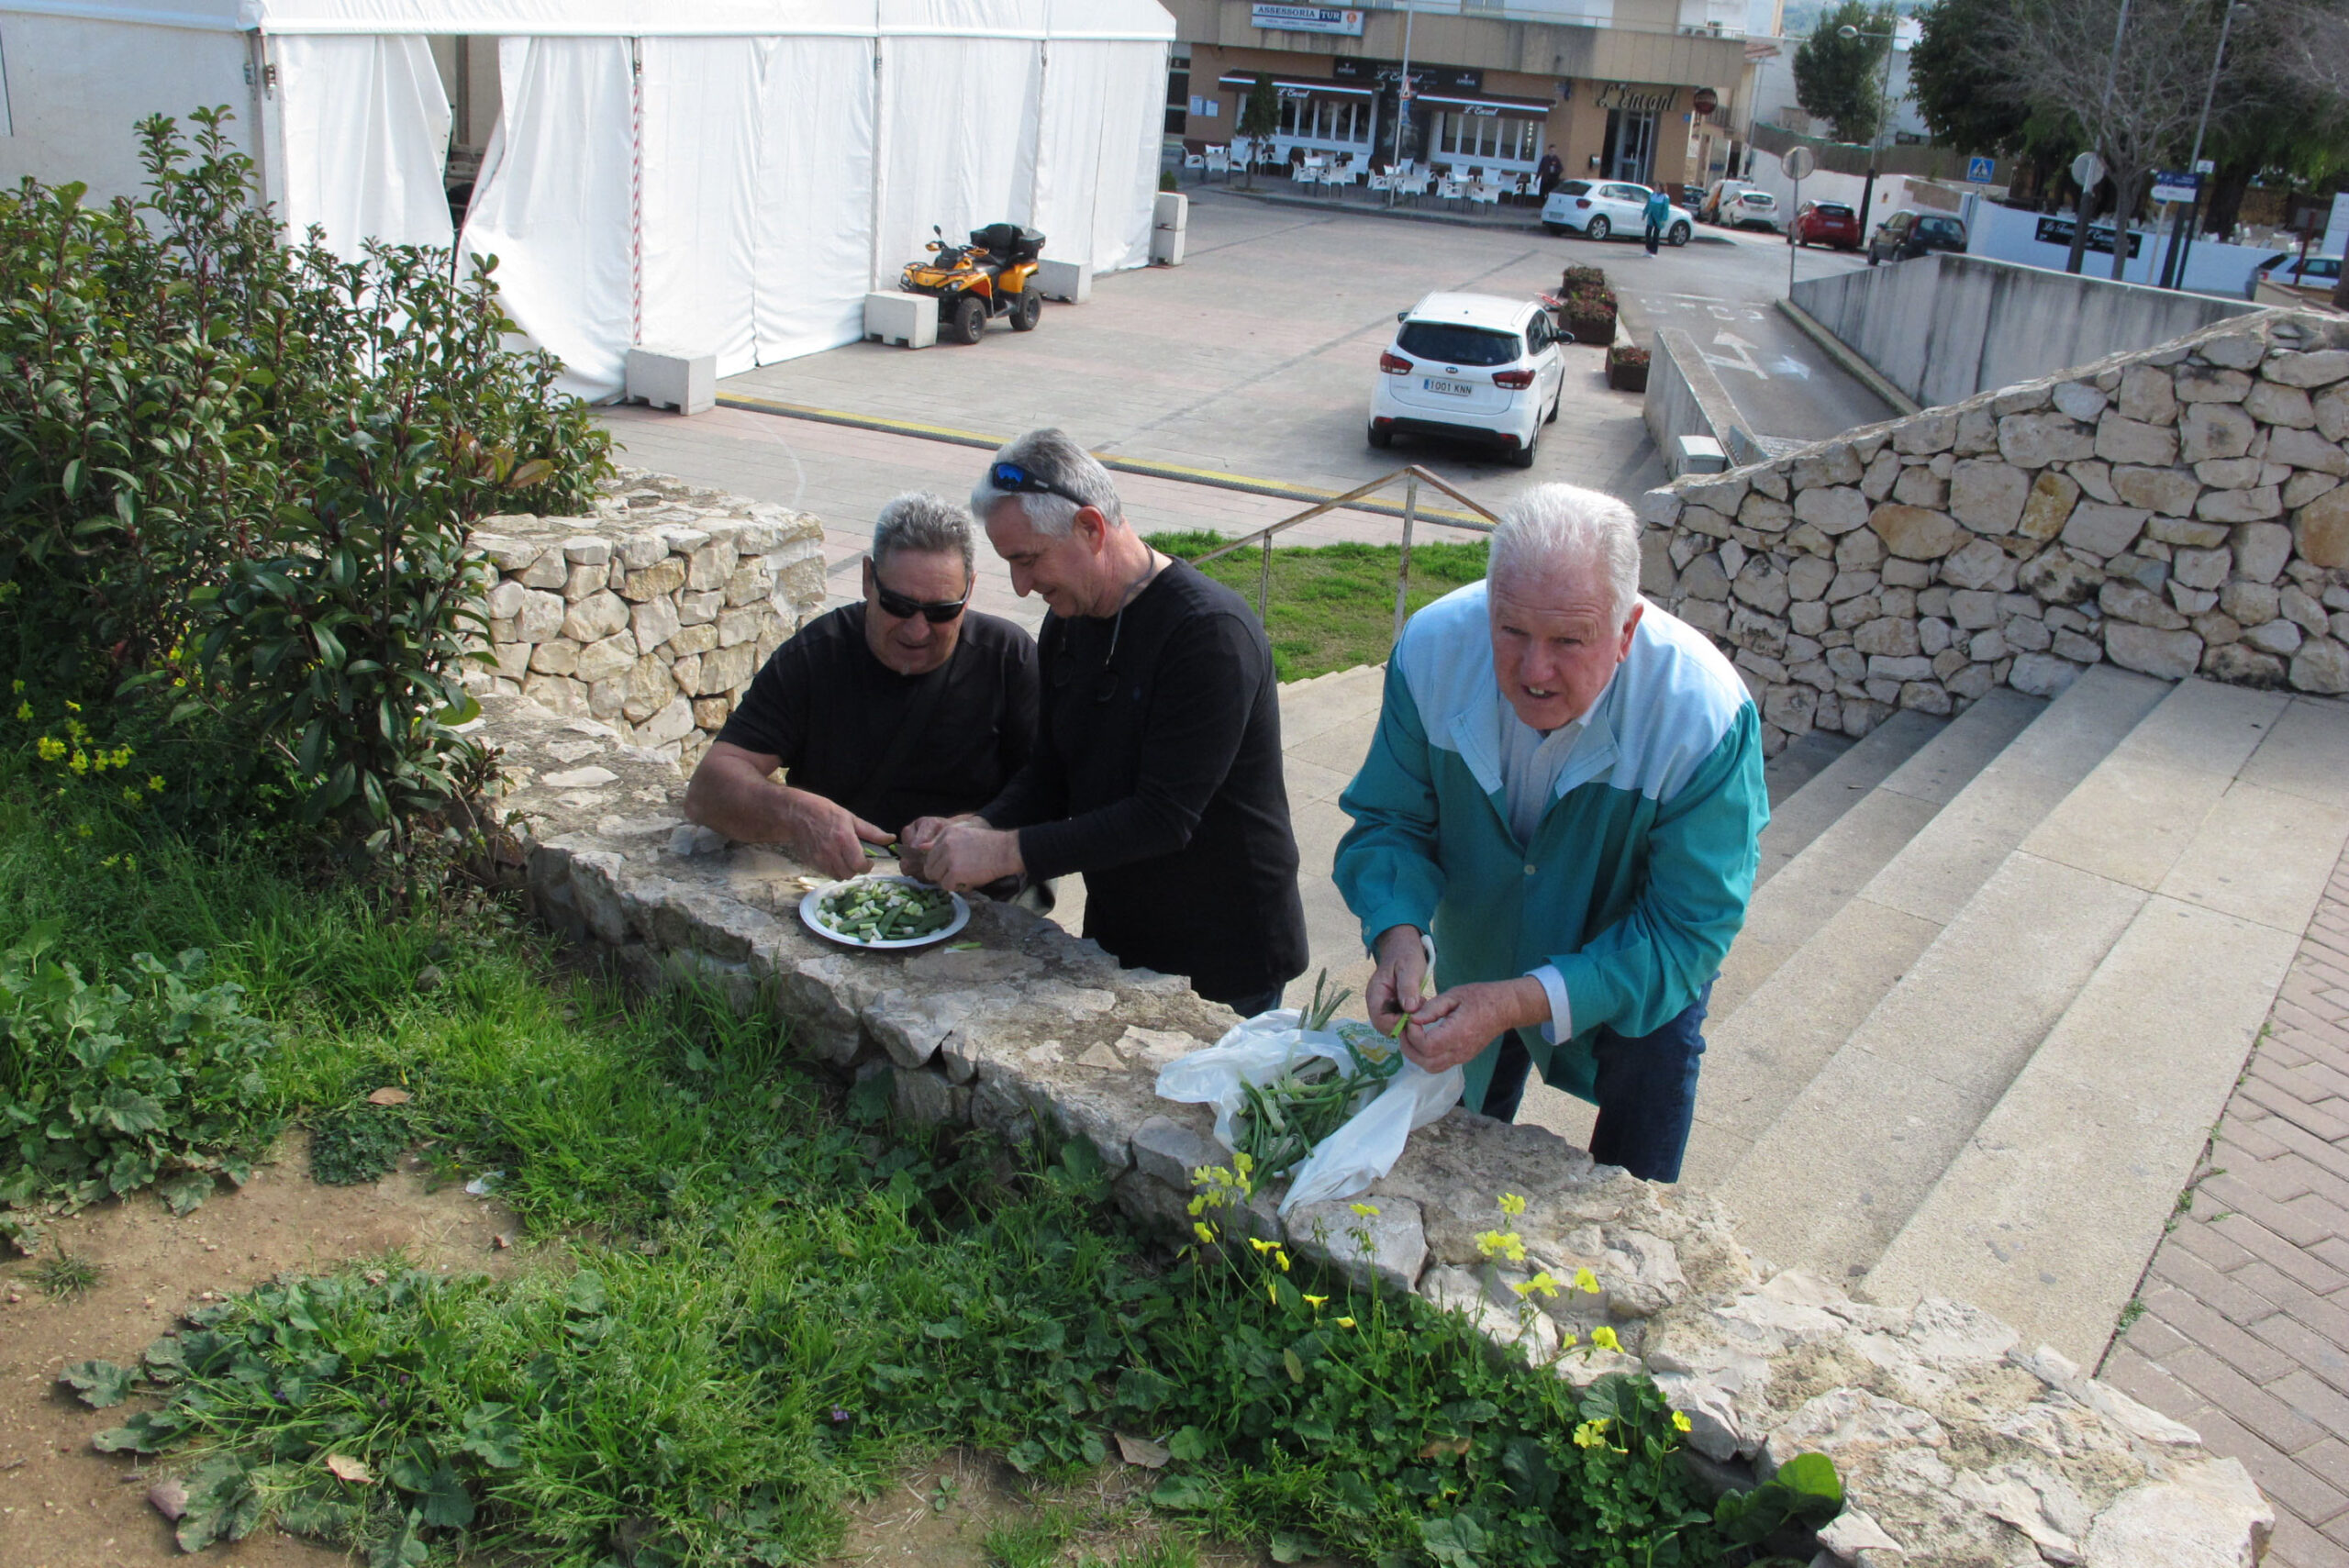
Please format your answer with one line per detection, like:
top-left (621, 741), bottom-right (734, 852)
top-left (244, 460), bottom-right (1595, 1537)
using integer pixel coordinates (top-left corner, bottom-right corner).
top-left (0, 0), bottom-right (1174, 397)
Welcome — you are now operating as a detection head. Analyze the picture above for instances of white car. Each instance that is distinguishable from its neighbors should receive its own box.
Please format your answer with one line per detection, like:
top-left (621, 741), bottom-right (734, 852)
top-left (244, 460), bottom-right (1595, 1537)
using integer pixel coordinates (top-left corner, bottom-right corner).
top-left (1368, 292), bottom-right (1565, 469)
top-left (1723, 188), bottom-right (1781, 232)
top-left (1542, 180), bottom-right (1694, 246)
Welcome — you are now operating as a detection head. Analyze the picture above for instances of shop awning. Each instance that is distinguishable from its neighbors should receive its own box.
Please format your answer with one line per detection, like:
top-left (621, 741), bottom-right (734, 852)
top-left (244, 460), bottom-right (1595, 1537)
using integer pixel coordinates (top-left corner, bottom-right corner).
top-left (1218, 72), bottom-right (1371, 96)
top-left (1415, 91), bottom-right (1553, 114)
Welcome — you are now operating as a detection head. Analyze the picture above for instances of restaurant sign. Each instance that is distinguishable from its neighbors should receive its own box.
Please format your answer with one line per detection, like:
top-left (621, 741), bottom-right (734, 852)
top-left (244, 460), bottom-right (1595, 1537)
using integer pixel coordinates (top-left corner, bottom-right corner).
top-left (1595, 82), bottom-right (1678, 114)
top-left (1251, 4), bottom-right (1364, 35)
top-left (1331, 57), bottom-right (1483, 94)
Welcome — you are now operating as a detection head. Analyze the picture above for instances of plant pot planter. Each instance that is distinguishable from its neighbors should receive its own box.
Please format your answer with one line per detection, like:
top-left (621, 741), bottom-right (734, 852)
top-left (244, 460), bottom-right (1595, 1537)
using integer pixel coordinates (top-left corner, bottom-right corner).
top-left (1608, 358), bottom-right (1649, 393)
top-left (1566, 312), bottom-right (1617, 347)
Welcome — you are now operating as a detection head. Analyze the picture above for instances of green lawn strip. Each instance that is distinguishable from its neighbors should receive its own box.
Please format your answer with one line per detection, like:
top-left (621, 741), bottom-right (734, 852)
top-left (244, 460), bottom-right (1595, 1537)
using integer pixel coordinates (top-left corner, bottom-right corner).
top-left (1147, 533), bottom-right (1491, 683)
top-left (5, 767), bottom-right (1749, 1568)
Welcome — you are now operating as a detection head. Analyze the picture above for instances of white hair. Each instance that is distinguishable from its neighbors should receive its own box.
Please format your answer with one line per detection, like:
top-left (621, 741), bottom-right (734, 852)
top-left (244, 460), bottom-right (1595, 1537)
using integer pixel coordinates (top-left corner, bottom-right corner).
top-left (969, 427), bottom-right (1124, 537)
top-left (872, 492), bottom-right (975, 577)
top-left (1488, 484), bottom-right (1642, 624)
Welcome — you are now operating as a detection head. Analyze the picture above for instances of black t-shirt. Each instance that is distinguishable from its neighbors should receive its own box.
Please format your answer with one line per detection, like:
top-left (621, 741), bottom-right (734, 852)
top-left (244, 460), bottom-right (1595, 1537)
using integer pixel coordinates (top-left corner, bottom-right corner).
top-left (980, 559), bottom-right (1308, 1006)
top-left (714, 605), bottom-right (1038, 836)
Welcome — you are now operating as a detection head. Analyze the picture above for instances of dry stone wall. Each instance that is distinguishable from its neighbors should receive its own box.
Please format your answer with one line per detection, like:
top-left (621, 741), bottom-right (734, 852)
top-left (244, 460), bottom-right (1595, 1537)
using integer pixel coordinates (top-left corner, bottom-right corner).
top-left (472, 689), bottom-right (2275, 1568)
top-left (462, 468), bottom-right (828, 767)
top-left (1637, 309), bottom-right (2349, 755)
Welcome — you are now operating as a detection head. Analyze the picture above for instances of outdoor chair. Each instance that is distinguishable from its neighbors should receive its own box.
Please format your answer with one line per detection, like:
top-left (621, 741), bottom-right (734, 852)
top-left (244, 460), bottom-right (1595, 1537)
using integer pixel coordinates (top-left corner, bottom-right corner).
top-left (1207, 146), bottom-right (1230, 180)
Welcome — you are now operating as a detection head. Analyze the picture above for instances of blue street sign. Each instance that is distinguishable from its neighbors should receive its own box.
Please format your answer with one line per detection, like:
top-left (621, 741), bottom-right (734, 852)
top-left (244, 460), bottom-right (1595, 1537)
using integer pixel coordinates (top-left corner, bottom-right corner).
top-left (1965, 156), bottom-right (1995, 183)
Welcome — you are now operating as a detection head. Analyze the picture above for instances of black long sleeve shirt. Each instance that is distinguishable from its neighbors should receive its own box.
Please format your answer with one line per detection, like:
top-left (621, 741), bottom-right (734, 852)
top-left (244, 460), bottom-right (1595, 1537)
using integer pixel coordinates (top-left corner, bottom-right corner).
top-left (981, 560), bottom-right (1308, 1006)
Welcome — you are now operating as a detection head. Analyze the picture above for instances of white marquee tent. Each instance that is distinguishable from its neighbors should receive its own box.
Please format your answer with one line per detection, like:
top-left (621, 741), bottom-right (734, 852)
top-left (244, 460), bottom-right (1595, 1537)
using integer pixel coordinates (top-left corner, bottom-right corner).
top-left (0, 0), bottom-right (1174, 396)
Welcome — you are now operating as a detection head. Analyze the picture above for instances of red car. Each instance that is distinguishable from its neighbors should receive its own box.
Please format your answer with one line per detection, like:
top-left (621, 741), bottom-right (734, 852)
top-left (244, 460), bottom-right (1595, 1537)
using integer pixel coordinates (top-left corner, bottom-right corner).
top-left (1793, 200), bottom-right (1862, 250)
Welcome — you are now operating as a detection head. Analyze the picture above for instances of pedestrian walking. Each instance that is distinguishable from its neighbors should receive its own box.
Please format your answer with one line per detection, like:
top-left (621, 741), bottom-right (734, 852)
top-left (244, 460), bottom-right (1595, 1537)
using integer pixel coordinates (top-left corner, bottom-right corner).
top-left (1643, 186), bottom-right (1670, 256)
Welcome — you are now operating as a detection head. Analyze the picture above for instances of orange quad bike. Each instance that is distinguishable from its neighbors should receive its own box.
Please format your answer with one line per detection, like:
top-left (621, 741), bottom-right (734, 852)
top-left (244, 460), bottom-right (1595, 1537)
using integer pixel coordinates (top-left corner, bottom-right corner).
top-left (899, 222), bottom-right (1045, 345)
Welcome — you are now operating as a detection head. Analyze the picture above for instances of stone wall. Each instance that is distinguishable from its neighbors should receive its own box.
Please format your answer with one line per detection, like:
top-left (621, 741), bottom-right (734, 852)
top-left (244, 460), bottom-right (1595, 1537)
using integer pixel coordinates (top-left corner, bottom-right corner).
top-left (1637, 309), bottom-right (2349, 756)
top-left (473, 689), bottom-right (2274, 1568)
top-left (463, 469), bottom-right (829, 767)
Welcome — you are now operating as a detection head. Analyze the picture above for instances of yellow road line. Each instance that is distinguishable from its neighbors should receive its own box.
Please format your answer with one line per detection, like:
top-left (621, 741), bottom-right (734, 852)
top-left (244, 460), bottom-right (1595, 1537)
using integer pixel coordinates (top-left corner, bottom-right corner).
top-left (715, 393), bottom-right (1491, 529)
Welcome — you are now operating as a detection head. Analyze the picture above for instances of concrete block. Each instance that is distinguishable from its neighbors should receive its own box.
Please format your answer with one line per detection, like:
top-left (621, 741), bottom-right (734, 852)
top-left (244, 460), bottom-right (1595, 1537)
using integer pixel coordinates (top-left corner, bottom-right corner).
top-left (1151, 223), bottom-right (1187, 266)
top-left (1152, 190), bottom-right (1189, 231)
top-left (624, 345), bottom-right (716, 416)
top-left (863, 291), bottom-right (937, 349)
top-left (1033, 258), bottom-right (1092, 303)
top-left (1675, 435), bottom-right (1729, 476)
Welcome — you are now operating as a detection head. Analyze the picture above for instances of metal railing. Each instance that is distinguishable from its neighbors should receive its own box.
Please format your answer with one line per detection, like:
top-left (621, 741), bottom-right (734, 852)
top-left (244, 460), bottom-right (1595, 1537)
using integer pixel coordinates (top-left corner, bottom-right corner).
top-left (1187, 465), bottom-right (1500, 647)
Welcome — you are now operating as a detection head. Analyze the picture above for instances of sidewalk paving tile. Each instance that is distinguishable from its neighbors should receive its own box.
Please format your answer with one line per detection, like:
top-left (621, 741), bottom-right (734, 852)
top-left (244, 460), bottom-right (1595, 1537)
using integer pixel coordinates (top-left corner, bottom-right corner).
top-left (2103, 830), bottom-right (2349, 1566)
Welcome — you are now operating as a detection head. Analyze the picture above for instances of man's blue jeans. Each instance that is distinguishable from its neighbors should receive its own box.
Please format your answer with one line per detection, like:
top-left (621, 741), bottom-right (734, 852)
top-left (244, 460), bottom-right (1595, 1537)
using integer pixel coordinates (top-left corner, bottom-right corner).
top-left (1476, 982), bottom-right (1712, 1183)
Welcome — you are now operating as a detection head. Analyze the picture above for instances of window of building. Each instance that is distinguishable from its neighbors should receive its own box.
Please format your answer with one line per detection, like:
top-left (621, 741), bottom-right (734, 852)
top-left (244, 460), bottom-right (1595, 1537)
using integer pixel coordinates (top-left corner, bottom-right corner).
top-left (1278, 95), bottom-right (1366, 145)
top-left (1165, 47), bottom-right (1189, 135)
top-left (1432, 112), bottom-right (1540, 165)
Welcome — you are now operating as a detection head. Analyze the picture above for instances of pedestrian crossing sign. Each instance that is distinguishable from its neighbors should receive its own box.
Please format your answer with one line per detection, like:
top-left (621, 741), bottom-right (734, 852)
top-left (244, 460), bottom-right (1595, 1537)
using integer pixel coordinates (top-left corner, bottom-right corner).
top-left (1965, 156), bottom-right (1995, 183)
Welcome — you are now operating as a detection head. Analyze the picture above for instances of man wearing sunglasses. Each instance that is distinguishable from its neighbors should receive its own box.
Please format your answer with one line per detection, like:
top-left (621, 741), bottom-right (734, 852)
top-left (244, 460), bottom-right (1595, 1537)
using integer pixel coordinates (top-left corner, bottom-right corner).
top-left (898, 428), bottom-right (1307, 1016)
top-left (684, 493), bottom-right (1037, 880)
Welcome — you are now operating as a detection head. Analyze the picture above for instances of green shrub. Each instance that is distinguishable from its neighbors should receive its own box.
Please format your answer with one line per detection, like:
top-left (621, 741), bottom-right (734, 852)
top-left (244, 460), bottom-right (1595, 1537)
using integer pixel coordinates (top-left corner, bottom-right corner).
top-left (0, 106), bottom-right (611, 846)
top-left (0, 925), bottom-right (282, 1243)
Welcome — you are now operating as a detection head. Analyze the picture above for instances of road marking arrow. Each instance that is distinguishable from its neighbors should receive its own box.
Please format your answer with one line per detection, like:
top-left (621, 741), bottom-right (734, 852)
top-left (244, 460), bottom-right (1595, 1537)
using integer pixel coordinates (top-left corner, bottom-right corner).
top-left (1700, 330), bottom-right (1768, 379)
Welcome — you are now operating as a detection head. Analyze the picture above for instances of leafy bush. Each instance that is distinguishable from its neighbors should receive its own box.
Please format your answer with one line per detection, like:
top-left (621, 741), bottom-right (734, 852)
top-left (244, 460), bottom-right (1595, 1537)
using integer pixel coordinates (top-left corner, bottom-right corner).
top-left (0, 925), bottom-right (282, 1242)
top-left (0, 106), bottom-right (611, 845)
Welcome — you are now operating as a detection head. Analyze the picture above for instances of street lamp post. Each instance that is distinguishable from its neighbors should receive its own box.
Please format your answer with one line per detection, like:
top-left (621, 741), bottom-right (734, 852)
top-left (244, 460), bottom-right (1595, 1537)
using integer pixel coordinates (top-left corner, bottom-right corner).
top-left (1838, 20), bottom-right (1900, 240)
top-left (2161, 1), bottom-right (2246, 289)
top-left (1387, 0), bottom-right (1416, 207)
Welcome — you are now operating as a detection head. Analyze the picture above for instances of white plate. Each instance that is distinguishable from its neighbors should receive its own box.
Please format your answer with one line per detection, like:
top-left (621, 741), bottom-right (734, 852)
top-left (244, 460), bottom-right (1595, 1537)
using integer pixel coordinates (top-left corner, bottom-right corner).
top-left (798, 874), bottom-right (971, 951)
top-left (1424, 377), bottom-right (1474, 396)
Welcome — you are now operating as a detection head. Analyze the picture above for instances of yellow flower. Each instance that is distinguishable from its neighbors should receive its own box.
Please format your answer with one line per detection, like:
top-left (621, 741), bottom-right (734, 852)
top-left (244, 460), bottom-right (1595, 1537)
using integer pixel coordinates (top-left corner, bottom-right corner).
top-left (1672, 1411), bottom-right (1693, 1434)
top-left (63, 699), bottom-right (79, 712)
top-left (1590, 1325), bottom-right (1621, 1352)
top-left (1303, 1294), bottom-right (1328, 1308)
top-left (1187, 1195), bottom-right (1207, 1217)
top-left (1335, 1316), bottom-right (1355, 1329)
top-left (12, 701), bottom-right (28, 721)
top-left (1193, 1222), bottom-right (1214, 1244)
top-left (74, 823), bottom-right (92, 839)
top-left (1574, 1267), bottom-right (1600, 1294)
top-left (1498, 1192), bottom-right (1526, 1217)
top-left (1276, 1250), bottom-right (1289, 1272)
top-left (1475, 1229), bottom-right (1528, 1263)
top-left (1349, 1202), bottom-right (1380, 1217)
top-left (1250, 1237), bottom-right (1276, 1252)
top-left (69, 751), bottom-right (89, 774)
top-left (1512, 1271), bottom-right (1561, 1299)
top-left (36, 737), bottom-right (63, 762)
top-left (1572, 1418), bottom-right (1609, 1449)
top-left (1266, 1281), bottom-right (1278, 1305)
top-left (147, 776), bottom-right (164, 793)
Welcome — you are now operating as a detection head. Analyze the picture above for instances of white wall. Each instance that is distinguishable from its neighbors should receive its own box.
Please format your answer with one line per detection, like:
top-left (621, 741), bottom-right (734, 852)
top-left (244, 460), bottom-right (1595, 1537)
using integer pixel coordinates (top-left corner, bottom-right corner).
top-left (0, 13), bottom-right (253, 206)
top-left (1964, 200), bottom-right (2277, 302)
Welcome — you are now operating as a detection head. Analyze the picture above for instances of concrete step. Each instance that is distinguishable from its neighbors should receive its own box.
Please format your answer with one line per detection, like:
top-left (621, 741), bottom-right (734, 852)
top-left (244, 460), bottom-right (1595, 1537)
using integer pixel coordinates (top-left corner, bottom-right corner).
top-left (1864, 690), bottom-right (2349, 1366)
top-left (1716, 693), bottom-right (2040, 1024)
top-left (1680, 666), bottom-right (2169, 1194)
top-left (1753, 708), bottom-right (1943, 889)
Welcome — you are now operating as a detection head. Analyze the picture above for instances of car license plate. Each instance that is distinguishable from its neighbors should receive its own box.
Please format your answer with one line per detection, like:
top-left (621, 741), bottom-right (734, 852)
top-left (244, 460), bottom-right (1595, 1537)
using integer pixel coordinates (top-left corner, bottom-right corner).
top-left (1424, 377), bottom-right (1473, 396)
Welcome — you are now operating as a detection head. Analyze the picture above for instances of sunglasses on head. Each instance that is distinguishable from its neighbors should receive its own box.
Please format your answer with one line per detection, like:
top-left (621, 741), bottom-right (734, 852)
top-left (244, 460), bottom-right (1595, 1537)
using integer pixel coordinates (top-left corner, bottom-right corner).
top-left (987, 460), bottom-right (1093, 510)
top-left (870, 573), bottom-right (970, 625)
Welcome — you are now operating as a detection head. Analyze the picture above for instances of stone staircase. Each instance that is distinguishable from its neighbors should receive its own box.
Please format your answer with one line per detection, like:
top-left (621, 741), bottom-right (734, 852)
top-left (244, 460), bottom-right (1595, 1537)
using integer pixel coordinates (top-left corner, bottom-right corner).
top-left (1270, 661), bottom-right (2349, 1373)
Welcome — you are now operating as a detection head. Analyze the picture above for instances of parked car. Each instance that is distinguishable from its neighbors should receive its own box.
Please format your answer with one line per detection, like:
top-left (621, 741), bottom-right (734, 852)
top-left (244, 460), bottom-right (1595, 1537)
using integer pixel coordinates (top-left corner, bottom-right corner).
top-left (1541, 180), bottom-right (1694, 246)
top-left (1698, 178), bottom-right (1752, 223)
top-left (1792, 200), bottom-right (1863, 250)
top-left (1368, 292), bottom-right (1566, 469)
top-left (1866, 210), bottom-right (1968, 264)
top-left (2248, 251), bottom-right (2343, 297)
top-left (1722, 189), bottom-right (1782, 232)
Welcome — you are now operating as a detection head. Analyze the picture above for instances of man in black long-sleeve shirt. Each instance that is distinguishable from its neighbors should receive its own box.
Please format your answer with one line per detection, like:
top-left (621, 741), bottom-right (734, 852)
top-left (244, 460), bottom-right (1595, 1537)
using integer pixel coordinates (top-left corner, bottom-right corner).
top-left (901, 429), bottom-right (1308, 1014)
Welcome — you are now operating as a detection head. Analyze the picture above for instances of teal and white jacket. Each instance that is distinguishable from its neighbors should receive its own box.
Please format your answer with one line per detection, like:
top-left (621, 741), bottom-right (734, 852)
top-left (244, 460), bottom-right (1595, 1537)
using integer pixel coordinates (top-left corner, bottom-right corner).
top-left (1333, 582), bottom-right (1767, 1112)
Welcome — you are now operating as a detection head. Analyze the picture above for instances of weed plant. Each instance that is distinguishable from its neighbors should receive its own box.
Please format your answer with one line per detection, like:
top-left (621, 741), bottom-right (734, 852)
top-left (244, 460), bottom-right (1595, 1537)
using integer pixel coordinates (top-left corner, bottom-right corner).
top-left (6, 767), bottom-right (1760, 1568)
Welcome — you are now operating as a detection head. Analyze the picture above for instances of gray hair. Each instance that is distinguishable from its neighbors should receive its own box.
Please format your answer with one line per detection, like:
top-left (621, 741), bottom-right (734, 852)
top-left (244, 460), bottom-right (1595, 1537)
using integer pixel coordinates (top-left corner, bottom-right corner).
top-left (872, 492), bottom-right (975, 577)
top-left (969, 427), bottom-right (1124, 537)
top-left (1488, 483), bottom-right (1642, 624)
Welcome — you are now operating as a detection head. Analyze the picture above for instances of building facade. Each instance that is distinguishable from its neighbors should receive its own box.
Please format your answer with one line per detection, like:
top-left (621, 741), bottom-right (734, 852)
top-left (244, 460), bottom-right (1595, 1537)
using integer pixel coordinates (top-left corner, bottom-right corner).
top-left (1163, 0), bottom-right (1747, 194)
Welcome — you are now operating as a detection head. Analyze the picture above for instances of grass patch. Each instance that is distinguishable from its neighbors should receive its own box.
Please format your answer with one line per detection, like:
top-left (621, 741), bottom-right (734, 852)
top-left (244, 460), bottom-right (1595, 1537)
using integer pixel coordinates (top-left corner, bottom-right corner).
top-left (4, 762), bottom-right (1766, 1568)
top-left (1149, 533), bottom-right (1490, 683)
top-left (31, 1241), bottom-right (103, 1300)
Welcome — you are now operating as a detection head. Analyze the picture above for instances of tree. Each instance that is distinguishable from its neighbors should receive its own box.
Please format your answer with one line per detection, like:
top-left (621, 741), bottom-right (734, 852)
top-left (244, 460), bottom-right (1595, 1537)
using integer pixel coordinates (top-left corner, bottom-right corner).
top-left (1238, 73), bottom-right (1280, 191)
top-left (1981, 0), bottom-right (2221, 279)
top-left (1794, 0), bottom-right (1897, 145)
top-left (1910, 0), bottom-right (2033, 158)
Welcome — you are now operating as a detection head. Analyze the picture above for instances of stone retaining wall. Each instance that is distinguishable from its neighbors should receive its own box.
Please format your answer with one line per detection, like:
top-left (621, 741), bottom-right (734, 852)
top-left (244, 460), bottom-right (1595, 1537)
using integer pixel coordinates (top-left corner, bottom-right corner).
top-left (462, 469), bottom-right (829, 767)
top-left (1637, 309), bottom-right (2349, 755)
top-left (474, 689), bottom-right (2274, 1568)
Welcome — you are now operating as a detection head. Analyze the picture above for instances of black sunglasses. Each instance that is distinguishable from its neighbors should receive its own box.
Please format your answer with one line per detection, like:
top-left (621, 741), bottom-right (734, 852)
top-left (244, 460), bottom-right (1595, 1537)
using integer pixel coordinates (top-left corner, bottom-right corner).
top-left (871, 574), bottom-right (971, 625)
top-left (987, 460), bottom-right (1093, 510)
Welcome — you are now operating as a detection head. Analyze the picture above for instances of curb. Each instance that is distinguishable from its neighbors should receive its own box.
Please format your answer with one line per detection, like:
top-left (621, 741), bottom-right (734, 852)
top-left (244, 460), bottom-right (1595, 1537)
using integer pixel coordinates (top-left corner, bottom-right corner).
top-left (715, 393), bottom-right (1492, 530)
top-left (1774, 296), bottom-right (1921, 416)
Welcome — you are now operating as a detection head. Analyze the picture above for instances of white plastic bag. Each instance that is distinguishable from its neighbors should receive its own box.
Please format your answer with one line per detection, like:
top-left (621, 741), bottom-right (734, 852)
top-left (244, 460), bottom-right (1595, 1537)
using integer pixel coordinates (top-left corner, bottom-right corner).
top-left (1152, 1007), bottom-right (1463, 1216)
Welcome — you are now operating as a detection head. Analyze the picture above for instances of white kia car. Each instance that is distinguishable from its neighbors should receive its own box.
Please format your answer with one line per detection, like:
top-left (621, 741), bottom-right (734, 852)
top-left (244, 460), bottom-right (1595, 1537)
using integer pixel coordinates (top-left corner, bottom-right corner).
top-left (1367, 293), bottom-right (1566, 469)
top-left (1541, 179), bottom-right (1694, 246)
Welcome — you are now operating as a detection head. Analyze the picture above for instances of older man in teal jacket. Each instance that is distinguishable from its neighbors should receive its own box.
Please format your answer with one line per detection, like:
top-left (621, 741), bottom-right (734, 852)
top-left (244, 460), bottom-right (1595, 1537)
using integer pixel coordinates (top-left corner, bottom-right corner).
top-left (1335, 483), bottom-right (1766, 1181)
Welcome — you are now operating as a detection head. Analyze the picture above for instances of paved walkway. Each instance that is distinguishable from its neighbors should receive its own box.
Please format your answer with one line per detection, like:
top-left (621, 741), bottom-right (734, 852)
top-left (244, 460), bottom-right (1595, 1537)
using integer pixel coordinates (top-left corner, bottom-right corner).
top-left (2101, 835), bottom-right (2349, 1568)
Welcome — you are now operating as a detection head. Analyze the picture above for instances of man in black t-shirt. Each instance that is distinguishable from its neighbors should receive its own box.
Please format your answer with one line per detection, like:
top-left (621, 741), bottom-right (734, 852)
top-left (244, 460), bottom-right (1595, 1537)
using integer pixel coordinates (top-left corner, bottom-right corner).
top-left (898, 430), bottom-right (1307, 1014)
top-left (684, 494), bottom-right (1038, 879)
